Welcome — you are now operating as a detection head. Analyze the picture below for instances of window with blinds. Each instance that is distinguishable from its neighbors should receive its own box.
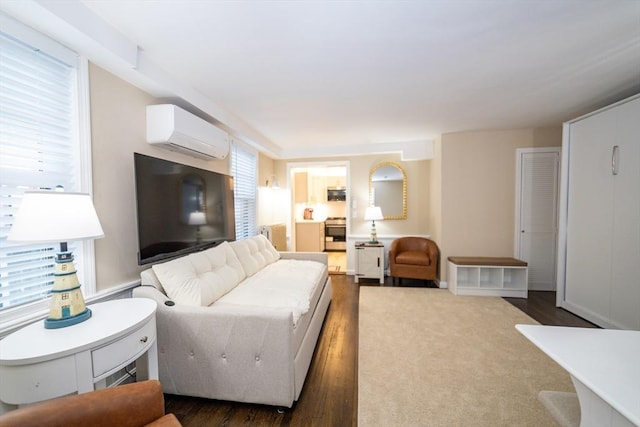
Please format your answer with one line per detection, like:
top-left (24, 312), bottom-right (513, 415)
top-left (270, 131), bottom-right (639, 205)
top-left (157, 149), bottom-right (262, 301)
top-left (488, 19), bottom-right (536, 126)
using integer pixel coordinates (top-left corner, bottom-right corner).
top-left (0, 22), bottom-right (90, 320)
top-left (230, 142), bottom-right (257, 240)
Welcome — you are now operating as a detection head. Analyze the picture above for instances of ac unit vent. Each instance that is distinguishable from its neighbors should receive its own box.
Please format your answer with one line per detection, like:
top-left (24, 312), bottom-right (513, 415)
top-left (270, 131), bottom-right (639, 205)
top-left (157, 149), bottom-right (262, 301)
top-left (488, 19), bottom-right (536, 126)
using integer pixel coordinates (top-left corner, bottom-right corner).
top-left (146, 104), bottom-right (229, 160)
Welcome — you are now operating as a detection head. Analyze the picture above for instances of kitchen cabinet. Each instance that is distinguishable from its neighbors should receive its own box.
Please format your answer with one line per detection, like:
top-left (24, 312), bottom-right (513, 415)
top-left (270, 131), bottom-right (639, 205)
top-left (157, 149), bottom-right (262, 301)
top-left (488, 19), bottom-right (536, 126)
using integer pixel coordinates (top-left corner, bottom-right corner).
top-left (294, 172), bottom-right (308, 204)
top-left (295, 221), bottom-right (325, 252)
top-left (294, 170), bottom-right (347, 205)
top-left (328, 176), bottom-right (346, 188)
top-left (559, 94), bottom-right (640, 330)
top-left (309, 175), bottom-right (327, 204)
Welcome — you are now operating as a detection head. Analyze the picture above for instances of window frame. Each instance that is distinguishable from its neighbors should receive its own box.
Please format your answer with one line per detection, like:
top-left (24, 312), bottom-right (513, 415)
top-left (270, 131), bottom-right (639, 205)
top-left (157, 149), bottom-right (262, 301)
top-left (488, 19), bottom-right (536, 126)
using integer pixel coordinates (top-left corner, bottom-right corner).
top-left (0, 15), bottom-right (94, 335)
top-left (230, 139), bottom-right (258, 241)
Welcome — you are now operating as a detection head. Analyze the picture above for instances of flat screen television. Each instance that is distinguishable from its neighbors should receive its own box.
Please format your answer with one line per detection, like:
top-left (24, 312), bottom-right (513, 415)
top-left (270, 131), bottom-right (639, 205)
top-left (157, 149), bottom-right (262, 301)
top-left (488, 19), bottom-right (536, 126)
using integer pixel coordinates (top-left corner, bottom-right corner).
top-left (134, 153), bottom-right (236, 265)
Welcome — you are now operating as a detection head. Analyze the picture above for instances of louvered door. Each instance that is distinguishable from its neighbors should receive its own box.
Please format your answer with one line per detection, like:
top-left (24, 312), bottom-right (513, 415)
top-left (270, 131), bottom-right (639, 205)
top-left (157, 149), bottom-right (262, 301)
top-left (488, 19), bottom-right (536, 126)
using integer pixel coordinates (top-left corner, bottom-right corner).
top-left (516, 148), bottom-right (560, 291)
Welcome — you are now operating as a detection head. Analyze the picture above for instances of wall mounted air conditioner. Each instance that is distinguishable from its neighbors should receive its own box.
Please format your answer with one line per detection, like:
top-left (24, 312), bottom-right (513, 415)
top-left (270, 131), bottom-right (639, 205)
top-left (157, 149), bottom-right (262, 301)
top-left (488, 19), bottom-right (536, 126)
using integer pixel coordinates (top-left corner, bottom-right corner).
top-left (146, 104), bottom-right (230, 160)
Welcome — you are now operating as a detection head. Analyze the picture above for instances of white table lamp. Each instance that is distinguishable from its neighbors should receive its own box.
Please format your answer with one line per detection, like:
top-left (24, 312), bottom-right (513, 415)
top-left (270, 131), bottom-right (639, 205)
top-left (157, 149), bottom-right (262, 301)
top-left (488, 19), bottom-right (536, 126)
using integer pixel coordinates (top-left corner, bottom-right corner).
top-left (188, 211), bottom-right (207, 244)
top-left (188, 211), bottom-right (207, 226)
top-left (7, 190), bottom-right (104, 329)
top-left (364, 206), bottom-right (383, 243)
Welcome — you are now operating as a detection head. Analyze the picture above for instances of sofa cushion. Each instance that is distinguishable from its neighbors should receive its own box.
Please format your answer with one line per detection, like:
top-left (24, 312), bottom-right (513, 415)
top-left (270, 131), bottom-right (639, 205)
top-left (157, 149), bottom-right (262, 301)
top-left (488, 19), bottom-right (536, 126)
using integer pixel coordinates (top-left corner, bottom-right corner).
top-left (230, 234), bottom-right (281, 277)
top-left (152, 241), bottom-right (246, 306)
top-left (215, 258), bottom-right (325, 325)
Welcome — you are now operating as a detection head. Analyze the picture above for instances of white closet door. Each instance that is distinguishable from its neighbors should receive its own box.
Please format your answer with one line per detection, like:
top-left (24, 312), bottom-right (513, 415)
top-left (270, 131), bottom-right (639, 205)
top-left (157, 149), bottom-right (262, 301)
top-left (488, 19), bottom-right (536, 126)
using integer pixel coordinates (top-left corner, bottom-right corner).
top-left (565, 106), bottom-right (617, 322)
top-left (517, 150), bottom-right (559, 291)
top-left (609, 98), bottom-right (640, 329)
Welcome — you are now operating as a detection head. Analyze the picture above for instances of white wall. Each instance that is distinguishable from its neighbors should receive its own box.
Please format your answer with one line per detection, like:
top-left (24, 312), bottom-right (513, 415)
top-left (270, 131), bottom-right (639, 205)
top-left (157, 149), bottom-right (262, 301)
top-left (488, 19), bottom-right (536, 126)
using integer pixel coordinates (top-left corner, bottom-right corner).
top-left (437, 128), bottom-right (561, 281)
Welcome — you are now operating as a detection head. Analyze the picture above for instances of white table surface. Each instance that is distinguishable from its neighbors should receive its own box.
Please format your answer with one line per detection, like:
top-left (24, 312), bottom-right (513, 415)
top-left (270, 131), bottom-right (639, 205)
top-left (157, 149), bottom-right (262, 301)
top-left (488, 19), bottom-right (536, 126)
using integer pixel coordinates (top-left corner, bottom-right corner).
top-left (0, 298), bottom-right (156, 365)
top-left (516, 324), bottom-right (640, 426)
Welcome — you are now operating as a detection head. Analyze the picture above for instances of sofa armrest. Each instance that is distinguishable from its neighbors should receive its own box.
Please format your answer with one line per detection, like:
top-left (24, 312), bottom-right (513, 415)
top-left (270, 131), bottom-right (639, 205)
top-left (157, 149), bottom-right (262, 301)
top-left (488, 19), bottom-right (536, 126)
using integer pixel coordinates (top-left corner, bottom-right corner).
top-left (133, 286), bottom-right (296, 407)
top-left (279, 251), bottom-right (328, 265)
top-left (134, 284), bottom-right (172, 304)
top-left (0, 380), bottom-right (176, 427)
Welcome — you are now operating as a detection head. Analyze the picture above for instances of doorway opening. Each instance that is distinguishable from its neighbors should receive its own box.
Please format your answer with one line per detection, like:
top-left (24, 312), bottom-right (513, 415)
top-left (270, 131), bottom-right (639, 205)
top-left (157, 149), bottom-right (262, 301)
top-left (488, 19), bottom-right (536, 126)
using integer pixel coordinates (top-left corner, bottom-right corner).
top-left (287, 161), bottom-right (350, 254)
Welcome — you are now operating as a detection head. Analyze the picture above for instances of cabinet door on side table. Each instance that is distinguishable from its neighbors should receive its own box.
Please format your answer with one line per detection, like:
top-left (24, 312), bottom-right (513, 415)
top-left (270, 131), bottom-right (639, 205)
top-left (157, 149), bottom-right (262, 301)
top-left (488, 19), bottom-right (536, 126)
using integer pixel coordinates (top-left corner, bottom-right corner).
top-left (356, 246), bottom-right (383, 281)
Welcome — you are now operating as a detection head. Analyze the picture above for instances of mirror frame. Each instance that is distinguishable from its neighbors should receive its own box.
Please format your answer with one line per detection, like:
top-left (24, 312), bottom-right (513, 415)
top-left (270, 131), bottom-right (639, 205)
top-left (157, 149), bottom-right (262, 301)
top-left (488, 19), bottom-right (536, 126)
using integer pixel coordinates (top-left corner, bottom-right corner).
top-left (369, 161), bottom-right (407, 220)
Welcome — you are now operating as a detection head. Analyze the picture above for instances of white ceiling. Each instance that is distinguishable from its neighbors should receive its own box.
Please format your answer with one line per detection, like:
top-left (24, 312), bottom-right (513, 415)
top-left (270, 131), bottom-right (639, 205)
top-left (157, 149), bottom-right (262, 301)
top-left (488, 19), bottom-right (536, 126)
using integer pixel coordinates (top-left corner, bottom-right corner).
top-left (9, 1), bottom-right (640, 158)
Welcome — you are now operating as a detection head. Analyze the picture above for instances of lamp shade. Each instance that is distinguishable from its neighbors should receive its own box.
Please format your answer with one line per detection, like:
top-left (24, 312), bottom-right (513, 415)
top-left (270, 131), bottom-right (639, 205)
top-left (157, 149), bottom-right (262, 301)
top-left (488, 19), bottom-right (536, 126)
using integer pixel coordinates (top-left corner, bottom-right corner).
top-left (188, 211), bottom-right (207, 225)
top-left (7, 191), bottom-right (104, 243)
top-left (364, 206), bottom-right (384, 221)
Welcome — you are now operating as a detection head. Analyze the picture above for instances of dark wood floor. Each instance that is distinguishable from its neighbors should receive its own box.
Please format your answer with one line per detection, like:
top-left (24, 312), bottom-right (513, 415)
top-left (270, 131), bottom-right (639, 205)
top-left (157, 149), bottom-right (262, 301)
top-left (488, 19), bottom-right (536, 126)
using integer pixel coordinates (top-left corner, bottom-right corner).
top-left (164, 274), bottom-right (595, 426)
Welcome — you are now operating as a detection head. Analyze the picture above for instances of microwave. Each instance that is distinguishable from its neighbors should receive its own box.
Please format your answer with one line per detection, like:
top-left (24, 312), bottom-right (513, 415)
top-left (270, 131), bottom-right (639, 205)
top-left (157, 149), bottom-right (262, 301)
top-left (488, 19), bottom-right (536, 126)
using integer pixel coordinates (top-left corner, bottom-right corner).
top-left (327, 187), bottom-right (346, 202)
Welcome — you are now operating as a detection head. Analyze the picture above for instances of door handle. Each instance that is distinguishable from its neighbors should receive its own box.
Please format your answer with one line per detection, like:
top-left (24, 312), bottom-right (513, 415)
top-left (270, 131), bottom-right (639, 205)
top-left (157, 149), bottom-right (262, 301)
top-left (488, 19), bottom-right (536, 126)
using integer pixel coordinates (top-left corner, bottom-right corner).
top-left (612, 145), bottom-right (619, 175)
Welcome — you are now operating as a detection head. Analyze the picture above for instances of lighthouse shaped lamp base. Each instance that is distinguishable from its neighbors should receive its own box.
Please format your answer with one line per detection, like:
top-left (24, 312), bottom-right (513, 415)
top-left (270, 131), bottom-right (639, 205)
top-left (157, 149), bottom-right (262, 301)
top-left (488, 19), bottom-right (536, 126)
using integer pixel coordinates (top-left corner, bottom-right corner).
top-left (44, 242), bottom-right (92, 329)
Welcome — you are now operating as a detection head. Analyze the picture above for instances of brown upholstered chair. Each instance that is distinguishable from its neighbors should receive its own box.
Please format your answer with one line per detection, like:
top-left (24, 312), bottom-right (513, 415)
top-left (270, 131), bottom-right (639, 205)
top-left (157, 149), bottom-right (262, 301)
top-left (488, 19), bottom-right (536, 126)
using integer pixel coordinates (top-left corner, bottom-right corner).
top-left (389, 237), bottom-right (440, 285)
top-left (0, 380), bottom-right (181, 427)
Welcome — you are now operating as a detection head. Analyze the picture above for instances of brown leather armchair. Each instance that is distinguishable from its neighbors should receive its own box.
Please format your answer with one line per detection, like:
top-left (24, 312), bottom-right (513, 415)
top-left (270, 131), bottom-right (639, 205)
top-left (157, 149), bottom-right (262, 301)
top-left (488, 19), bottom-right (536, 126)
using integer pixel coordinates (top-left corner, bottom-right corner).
top-left (389, 237), bottom-right (440, 285)
top-left (0, 380), bottom-right (181, 427)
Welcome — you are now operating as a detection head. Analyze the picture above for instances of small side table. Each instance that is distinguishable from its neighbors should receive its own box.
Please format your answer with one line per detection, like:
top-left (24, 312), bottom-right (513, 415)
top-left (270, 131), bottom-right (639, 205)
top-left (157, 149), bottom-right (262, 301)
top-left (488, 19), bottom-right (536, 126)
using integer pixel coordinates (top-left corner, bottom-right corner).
top-left (355, 241), bottom-right (385, 284)
top-left (0, 298), bottom-right (158, 411)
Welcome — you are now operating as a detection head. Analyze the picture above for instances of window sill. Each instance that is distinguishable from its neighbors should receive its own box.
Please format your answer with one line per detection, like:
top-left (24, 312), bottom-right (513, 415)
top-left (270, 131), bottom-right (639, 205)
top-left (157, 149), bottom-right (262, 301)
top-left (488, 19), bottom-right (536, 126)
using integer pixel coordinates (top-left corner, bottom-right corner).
top-left (0, 280), bottom-right (140, 338)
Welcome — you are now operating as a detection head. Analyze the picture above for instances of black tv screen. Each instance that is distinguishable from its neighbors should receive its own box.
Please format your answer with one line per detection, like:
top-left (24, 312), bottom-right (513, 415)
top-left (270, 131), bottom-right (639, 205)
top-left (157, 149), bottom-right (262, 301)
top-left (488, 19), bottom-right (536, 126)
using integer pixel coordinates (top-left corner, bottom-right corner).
top-left (134, 153), bottom-right (236, 265)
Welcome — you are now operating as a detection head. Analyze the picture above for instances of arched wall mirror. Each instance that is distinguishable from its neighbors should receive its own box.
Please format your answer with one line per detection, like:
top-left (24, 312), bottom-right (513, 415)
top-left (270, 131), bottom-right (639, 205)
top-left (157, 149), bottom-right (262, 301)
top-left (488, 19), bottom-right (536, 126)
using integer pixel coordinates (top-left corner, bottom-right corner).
top-left (369, 162), bottom-right (407, 220)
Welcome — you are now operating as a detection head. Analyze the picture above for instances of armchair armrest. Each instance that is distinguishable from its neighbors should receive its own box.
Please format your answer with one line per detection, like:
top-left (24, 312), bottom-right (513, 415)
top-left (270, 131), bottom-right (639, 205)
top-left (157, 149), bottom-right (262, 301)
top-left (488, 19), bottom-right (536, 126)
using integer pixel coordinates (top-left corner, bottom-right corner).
top-left (426, 241), bottom-right (440, 265)
top-left (0, 380), bottom-right (179, 427)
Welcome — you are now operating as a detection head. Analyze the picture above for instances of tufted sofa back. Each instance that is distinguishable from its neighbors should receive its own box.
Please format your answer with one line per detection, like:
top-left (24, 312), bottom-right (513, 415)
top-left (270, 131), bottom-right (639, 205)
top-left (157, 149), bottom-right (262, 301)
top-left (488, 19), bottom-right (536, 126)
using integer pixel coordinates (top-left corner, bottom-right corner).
top-left (230, 234), bottom-right (280, 276)
top-left (140, 235), bottom-right (281, 307)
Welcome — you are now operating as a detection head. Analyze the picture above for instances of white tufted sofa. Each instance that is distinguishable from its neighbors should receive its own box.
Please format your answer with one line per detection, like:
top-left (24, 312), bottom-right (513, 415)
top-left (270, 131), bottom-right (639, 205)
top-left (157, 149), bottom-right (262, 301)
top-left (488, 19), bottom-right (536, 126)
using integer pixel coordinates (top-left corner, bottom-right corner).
top-left (133, 234), bottom-right (332, 407)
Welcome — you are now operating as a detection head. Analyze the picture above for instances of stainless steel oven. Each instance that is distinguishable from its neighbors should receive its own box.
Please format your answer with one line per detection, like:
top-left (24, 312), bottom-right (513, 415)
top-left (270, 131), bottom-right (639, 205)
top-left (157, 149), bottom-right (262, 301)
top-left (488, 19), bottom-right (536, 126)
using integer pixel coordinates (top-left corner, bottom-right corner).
top-left (325, 217), bottom-right (346, 251)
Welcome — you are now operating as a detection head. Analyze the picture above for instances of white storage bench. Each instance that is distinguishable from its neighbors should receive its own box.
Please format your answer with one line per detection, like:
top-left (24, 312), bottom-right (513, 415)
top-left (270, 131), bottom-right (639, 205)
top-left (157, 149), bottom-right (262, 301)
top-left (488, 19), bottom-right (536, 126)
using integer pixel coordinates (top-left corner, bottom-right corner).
top-left (448, 256), bottom-right (528, 298)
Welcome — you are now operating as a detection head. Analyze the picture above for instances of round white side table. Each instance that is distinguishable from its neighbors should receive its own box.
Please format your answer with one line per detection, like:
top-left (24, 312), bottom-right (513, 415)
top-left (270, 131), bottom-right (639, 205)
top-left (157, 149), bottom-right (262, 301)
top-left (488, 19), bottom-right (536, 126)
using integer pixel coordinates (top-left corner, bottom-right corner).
top-left (0, 298), bottom-right (158, 411)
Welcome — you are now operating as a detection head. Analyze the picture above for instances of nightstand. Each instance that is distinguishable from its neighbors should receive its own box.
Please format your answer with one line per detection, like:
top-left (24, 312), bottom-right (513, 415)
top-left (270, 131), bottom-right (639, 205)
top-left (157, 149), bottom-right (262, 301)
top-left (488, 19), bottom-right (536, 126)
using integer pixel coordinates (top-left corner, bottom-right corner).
top-left (0, 298), bottom-right (158, 411)
top-left (355, 241), bottom-right (385, 284)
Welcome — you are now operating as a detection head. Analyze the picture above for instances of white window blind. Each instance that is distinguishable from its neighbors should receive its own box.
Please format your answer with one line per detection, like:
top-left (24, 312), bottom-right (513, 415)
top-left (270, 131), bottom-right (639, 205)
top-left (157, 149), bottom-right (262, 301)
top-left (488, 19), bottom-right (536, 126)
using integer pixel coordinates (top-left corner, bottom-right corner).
top-left (231, 142), bottom-right (257, 240)
top-left (0, 23), bottom-right (88, 318)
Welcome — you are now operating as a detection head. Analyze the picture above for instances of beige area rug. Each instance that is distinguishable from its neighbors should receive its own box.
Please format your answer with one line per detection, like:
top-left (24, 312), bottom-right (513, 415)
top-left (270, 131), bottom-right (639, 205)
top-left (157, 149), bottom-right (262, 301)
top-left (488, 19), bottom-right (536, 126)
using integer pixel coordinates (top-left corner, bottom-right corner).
top-left (358, 288), bottom-right (575, 427)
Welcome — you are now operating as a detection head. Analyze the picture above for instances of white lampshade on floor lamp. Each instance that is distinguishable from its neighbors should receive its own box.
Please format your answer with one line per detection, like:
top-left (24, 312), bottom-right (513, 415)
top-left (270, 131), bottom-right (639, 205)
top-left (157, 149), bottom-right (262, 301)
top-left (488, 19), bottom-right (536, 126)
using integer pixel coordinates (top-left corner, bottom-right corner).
top-left (7, 190), bottom-right (104, 329)
top-left (364, 206), bottom-right (384, 243)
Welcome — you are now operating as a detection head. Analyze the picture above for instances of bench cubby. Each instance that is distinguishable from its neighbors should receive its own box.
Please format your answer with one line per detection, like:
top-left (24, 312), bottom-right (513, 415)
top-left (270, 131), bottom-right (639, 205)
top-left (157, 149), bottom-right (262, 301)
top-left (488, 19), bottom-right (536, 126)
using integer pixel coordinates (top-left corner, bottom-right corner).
top-left (448, 257), bottom-right (528, 298)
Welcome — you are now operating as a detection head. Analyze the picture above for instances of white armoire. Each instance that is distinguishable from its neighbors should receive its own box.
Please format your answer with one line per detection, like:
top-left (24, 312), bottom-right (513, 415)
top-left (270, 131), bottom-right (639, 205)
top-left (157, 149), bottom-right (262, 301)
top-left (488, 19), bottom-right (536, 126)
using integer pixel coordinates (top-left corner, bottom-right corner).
top-left (557, 94), bottom-right (640, 330)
